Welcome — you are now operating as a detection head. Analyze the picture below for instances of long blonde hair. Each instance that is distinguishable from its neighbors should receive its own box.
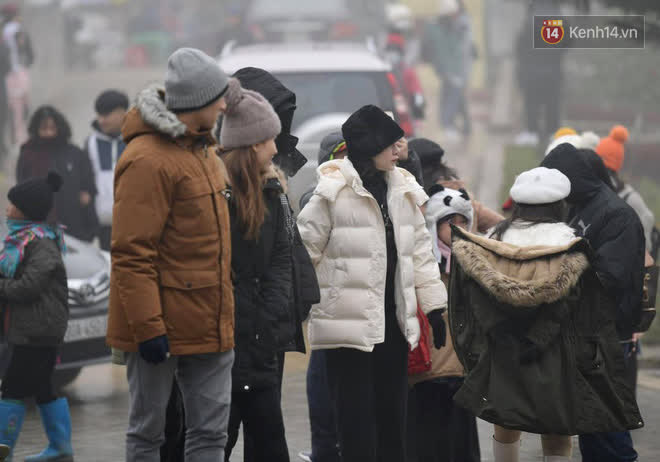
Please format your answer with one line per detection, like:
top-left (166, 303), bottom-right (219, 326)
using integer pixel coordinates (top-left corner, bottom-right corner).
top-left (221, 146), bottom-right (266, 241)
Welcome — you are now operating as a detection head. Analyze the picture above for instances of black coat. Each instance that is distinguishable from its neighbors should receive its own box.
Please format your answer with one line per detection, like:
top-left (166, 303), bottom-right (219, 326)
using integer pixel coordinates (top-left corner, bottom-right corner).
top-left (17, 139), bottom-right (98, 242)
top-left (278, 194), bottom-right (320, 354)
top-left (230, 177), bottom-right (292, 391)
top-left (0, 238), bottom-right (68, 346)
top-left (542, 146), bottom-right (645, 340)
top-left (449, 229), bottom-right (643, 435)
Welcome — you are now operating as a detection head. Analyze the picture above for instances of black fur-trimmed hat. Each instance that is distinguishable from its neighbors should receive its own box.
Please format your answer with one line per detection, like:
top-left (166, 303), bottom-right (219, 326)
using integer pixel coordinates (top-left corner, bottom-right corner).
top-left (342, 105), bottom-right (404, 161)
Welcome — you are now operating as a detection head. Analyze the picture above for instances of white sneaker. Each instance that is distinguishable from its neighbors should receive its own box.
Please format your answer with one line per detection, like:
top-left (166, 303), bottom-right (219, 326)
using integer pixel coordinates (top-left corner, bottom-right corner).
top-left (514, 131), bottom-right (540, 146)
top-left (297, 451), bottom-right (312, 462)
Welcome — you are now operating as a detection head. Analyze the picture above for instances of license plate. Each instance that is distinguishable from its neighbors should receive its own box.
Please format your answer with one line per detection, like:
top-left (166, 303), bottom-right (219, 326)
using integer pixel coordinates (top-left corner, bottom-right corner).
top-left (64, 315), bottom-right (108, 343)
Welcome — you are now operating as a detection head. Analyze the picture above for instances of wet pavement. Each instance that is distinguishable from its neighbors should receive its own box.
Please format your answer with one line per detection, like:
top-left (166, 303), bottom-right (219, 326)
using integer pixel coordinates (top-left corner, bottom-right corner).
top-left (9, 358), bottom-right (660, 461)
top-left (5, 64), bottom-right (659, 462)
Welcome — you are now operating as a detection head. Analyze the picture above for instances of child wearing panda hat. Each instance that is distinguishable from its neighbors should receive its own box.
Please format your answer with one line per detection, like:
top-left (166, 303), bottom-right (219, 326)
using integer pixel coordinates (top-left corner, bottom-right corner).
top-left (407, 184), bottom-right (481, 462)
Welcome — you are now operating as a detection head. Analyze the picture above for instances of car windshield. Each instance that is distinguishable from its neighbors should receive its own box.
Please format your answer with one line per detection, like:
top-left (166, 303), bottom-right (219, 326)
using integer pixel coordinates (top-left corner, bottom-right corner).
top-left (248, 0), bottom-right (348, 20)
top-left (274, 72), bottom-right (393, 131)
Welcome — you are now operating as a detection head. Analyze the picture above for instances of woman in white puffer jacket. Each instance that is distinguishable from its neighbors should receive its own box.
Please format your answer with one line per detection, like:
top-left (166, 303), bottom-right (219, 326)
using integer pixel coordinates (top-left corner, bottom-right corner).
top-left (297, 105), bottom-right (446, 462)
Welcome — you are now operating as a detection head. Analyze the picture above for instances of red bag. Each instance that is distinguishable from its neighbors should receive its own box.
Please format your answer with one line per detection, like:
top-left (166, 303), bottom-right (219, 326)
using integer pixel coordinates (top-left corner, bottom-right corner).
top-left (408, 306), bottom-right (432, 375)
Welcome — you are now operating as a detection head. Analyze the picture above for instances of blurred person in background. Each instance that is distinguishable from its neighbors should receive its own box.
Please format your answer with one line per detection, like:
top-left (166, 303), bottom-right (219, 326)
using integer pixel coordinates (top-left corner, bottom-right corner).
top-left (1, 3), bottom-right (33, 147)
top-left (594, 125), bottom-right (656, 253)
top-left (17, 106), bottom-right (97, 242)
top-left (86, 90), bottom-right (129, 251)
top-left (0, 33), bottom-right (10, 159)
top-left (385, 4), bottom-right (426, 123)
top-left (423, 0), bottom-right (474, 140)
top-left (395, 136), bottom-right (424, 187)
top-left (514, 0), bottom-right (563, 147)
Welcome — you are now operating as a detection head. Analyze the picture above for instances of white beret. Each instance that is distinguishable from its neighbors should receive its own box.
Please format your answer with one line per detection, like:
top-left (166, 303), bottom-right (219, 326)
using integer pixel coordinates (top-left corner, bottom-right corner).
top-left (510, 167), bottom-right (571, 205)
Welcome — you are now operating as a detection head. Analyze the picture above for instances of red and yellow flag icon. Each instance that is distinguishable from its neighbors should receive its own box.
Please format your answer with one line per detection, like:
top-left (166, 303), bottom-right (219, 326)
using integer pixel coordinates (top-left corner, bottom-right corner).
top-left (542, 19), bottom-right (564, 45)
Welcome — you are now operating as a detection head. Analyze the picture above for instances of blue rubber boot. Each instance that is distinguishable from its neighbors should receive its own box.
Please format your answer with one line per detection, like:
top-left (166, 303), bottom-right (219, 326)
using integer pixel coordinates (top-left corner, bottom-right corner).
top-left (0, 400), bottom-right (25, 462)
top-left (25, 398), bottom-right (73, 462)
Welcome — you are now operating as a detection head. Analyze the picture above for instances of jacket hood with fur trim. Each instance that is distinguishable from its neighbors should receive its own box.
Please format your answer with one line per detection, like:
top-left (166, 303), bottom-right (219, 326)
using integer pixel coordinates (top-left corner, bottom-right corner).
top-left (314, 158), bottom-right (427, 206)
top-left (452, 227), bottom-right (590, 307)
top-left (123, 80), bottom-right (242, 143)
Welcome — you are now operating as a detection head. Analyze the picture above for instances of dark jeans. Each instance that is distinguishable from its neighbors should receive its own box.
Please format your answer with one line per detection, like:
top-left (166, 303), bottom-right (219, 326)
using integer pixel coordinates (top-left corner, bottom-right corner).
top-left (1, 344), bottom-right (57, 404)
top-left (226, 386), bottom-right (290, 462)
top-left (160, 380), bottom-right (185, 462)
top-left (579, 341), bottom-right (639, 462)
top-left (98, 224), bottom-right (112, 252)
top-left (521, 76), bottom-right (561, 138)
top-left (325, 305), bottom-right (409, 462)
top-left (307, 350), bottom-right (340, 462)
top-left (408, 379), bottom-right (481, 462)
top-left (440, 79), bottom-right (464, 130)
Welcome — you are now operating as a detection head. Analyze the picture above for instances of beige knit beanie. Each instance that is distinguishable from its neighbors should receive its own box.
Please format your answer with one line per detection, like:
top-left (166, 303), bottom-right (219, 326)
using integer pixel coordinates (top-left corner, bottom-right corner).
top-left (220, 79), bottom-right (281, 149)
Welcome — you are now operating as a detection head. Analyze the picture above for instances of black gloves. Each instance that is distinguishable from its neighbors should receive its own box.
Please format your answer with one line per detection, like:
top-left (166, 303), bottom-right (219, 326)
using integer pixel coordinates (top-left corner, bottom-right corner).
top-left (427, 309), bottom-right (447, 349)
top-left (139, 335), bottom-right (170, 364)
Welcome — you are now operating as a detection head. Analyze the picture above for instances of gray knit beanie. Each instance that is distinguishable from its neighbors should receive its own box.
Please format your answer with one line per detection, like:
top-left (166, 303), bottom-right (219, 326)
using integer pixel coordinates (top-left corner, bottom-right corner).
top-left (165, 48), bottom-right (229, 112)
top-left (220, 80), bottom-right (282, 149)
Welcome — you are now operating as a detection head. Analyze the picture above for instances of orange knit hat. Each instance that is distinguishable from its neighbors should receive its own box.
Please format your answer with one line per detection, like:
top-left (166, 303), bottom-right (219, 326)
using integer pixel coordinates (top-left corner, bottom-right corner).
top-left (595, 125), bottom-right (629, 172)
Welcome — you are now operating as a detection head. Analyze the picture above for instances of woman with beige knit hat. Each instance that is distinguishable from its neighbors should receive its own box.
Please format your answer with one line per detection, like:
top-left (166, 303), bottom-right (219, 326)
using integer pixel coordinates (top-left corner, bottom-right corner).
top-left (218, 81), bottom-right (292, 462)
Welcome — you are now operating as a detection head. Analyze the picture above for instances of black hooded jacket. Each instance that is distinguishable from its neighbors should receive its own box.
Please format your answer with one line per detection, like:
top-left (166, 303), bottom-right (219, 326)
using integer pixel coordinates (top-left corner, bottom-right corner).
top-left (233, 68), bottom-right (320, 354)
top-left (542, 144), bottom-right (645, 340)
top-left (233, 67), bottom-right (307, 177)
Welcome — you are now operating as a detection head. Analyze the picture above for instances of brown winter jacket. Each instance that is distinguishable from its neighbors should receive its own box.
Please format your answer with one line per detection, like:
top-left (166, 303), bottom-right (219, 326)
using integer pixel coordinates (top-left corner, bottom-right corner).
top-left (106, 86), bottom-right (234, 355)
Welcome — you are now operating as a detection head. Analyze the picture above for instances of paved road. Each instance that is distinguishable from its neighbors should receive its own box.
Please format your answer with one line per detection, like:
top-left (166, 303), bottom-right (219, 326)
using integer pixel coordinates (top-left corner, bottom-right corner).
top-left (7, 65), bottom-right (658, 462)
top-left (10, 360), bottom-right (660, 461)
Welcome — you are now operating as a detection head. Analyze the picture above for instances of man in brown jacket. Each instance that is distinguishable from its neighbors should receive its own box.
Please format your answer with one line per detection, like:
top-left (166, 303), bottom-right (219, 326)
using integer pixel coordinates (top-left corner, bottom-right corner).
top-left (106, 48), bottom-right (236, 462)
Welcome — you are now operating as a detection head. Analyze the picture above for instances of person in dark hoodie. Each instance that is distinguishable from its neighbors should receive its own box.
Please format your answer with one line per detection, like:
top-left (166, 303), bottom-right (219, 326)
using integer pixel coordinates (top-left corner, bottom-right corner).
top-left (542, 143), bottom-right (645, 462)
top-left (17, 106), bottom-right (98, 242)
top-left (86, 89), bottom-right (129, 251)
top-left (298, 131), bottom-right (347, 462)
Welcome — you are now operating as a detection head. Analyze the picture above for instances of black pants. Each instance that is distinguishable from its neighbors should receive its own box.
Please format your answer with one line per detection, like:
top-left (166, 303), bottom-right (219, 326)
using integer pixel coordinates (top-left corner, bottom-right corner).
top-left (521, 76), bottom-right (561, 138)
top-left (408, 379), bottom-right (481, 462)
top-left (98, 225), bottom-right (112, 252)
top-left (325, 306), bottom-right (409, 462)
top-left (1, 345), bottom-right (57, 404)
top-left (242, 351), bottom-right (286, 462)
top-left (226, 386), bottom-right (290, 462)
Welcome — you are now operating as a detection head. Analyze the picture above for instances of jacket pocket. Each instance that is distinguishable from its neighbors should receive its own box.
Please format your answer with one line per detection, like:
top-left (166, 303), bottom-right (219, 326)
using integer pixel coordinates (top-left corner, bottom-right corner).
top-left (159, 269), bottom-right (220, 342)
top-left (171, 177), bottom-right (216, 236)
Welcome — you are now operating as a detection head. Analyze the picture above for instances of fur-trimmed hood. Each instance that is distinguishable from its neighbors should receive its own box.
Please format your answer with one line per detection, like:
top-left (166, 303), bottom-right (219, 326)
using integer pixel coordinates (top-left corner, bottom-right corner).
top-left (121, 80), bottom-right (241, 143)
top-left (122, 85), bottom-right (188, 142)
top-left (452, 228), bottom-right (590, 307)
top-left (494, 221), bottom-right (577, 248)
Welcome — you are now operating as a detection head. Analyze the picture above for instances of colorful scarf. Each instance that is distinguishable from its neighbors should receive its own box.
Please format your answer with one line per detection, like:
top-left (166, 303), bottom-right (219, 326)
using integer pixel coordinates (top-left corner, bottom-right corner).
top-left (0, 220), bottom-right (66, 278)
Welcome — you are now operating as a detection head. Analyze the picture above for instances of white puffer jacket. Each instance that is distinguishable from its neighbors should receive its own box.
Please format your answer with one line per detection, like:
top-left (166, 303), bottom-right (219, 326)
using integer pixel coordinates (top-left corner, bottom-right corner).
top-left (297, 159), bottom-right (447, 352)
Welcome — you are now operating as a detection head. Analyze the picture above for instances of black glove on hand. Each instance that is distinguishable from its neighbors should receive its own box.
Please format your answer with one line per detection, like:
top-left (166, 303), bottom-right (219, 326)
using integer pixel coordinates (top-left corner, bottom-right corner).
top-left (427, 309), bottom-right (447, 349)
top-left (139, 335), bottom-right (170, 364)
top-left (519, 338), bottom-right (543, 364)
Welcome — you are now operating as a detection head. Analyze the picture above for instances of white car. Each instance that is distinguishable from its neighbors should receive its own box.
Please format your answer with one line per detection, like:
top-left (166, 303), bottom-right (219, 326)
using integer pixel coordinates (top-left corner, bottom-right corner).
top-left (219, 41), bottom-right (414, 210)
